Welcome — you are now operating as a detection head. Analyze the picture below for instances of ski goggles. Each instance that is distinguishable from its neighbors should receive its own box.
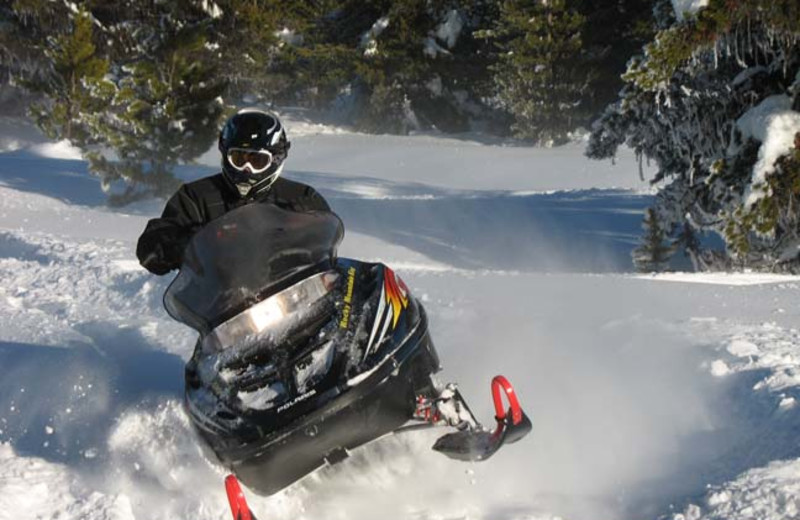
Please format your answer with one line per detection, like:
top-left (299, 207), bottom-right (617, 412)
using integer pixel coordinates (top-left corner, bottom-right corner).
top-left (227, 148), bottom-right (274, 174)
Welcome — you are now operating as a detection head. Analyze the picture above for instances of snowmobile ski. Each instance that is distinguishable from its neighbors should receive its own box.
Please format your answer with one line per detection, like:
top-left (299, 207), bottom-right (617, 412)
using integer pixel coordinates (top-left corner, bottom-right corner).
top-left (225, 475), bottom-right (257, 520)
top-left (411, 375), bottom-right (532, 461)
top-left (433, 375), bottom-right (531, 461)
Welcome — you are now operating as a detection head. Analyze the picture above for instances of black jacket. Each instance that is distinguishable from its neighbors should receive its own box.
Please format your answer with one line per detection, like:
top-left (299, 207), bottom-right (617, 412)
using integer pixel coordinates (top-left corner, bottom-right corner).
top-left (136, 174), bottom-right (331, 275)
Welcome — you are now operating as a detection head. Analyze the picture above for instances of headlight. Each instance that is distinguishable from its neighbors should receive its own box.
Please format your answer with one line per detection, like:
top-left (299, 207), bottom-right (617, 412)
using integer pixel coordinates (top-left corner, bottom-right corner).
top-left (205, 271), bottom-right (339, 351)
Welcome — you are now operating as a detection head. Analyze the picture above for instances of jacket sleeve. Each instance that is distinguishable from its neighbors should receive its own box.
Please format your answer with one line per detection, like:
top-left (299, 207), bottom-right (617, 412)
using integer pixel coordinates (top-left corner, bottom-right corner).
top-left (299, 185), bottom-right (331, 212)
top-left (136, 185), bottom-right (205, 275)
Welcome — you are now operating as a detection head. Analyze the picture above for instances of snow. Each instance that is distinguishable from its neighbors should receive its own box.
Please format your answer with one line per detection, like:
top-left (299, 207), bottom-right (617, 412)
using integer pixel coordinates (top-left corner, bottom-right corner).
top-left (294, 340), bottom-right (334, 393)
top-left (277, 116), bottom-right (350, 138)
top-left (709, 359), bottom-right (731, 376)
top-left (671, 0), bottom-right (709, 21)
top-left (276, 27), bottom-right (303, 47)
top-left (0, 442), bottom-right (135, 519)
top-left (238, 384), bottom-right (285, 411)
top-left (424, 10), bottom-right (464, 57)
top-left (672, 459), bottom-right (800, 519)
top-left (1, 115), bottom-right (800, 520)
top-left (435, 10), bottom-right (464, 49)
top-left (727, 339), bottom-right (759, 357)
top-left (361, 17), bottom-right (390, 57)
top-left (426, 76), bottom-right (444, 97)
top-left (423, 37), bottom-right (450, 58)
top-left (637, 271), bottom-right (800, 285)
top-left (736, 95), bottom-right (800, 206)
top-left (200, 0), bottom-right (223, 19)
top-left (0, 117), bottom-right (48, 152)
top-left (274, 112), bottom-right (659, 194)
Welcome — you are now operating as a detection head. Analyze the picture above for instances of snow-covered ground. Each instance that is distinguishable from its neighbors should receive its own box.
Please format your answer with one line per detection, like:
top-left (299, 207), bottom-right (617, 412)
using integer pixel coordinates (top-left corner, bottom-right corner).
top-left (1, 115), bottom-right (799, 520)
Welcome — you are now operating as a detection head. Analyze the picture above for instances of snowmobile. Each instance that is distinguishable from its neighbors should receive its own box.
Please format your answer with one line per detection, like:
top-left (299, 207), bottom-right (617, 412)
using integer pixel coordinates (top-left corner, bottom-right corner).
top-left (163, 204), bottom-right (531, 513)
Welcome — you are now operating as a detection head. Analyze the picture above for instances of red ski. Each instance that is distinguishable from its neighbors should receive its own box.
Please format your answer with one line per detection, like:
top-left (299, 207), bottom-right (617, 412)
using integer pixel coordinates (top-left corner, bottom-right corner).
top-left (225, 475), bottom-right (257, 520)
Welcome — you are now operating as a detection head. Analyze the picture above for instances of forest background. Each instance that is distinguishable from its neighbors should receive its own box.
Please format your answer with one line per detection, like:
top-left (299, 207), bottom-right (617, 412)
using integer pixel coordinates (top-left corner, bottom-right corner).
top-left (1, 0), bottom-right (798, 271)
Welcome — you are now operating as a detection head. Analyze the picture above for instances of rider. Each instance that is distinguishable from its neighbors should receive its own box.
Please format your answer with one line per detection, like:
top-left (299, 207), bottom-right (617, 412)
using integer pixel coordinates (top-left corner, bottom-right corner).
top-left (136, 109), bottom-right (331, 275)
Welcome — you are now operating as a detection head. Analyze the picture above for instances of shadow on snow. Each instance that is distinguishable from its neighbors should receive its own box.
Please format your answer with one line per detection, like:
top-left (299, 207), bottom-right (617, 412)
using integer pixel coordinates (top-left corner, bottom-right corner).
top-left (292, 170), bottom-right (651, 272)
top-left (0, 150), bottom-right (216, 208)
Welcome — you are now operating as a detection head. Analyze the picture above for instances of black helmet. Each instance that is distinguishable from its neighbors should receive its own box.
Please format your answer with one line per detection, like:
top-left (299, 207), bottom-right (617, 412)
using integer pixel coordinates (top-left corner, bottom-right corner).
top-left (219, 109), bottom-right (290, 196)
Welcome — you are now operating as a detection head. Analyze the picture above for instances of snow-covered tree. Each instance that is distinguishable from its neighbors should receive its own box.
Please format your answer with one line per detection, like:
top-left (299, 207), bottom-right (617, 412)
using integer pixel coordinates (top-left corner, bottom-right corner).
top-left (25, 10), bottom-right (112, 145)
top-left (0, 1), bottom-right (53, 113)
top-left (1, 3), bottom-right (113, 141)
top-left (726, 132), bottom-right (800, 268)
top-left (269, 0), bottom-right (498, 134)
top-left (342, 0), bottom-right (491, 133)
top-left (588, 0), bottom-right (800, 270)
top-left (3, 1), bottom-right (230, 203)
top-left (88, 5), bottom-right (227, 204)
top-left (213, 0), bottom-right (325, 100)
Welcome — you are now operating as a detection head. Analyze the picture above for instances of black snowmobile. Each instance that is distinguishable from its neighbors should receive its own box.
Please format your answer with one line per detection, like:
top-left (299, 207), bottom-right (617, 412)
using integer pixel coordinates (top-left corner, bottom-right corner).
top-left (163, 204), bottom-right (531, 513)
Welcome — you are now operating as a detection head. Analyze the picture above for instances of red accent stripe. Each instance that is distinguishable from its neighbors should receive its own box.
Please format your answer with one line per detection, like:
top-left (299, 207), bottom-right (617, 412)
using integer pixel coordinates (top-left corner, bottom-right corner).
top-left (225, 475), bottom-right (255, 520)
top-left (383, 268), bottom-right (408, 329)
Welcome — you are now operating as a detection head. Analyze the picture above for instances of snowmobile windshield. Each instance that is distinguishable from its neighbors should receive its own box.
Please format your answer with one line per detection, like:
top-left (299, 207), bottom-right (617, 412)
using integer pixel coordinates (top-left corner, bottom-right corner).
top-left (163, 203), bottom-right (344, 333)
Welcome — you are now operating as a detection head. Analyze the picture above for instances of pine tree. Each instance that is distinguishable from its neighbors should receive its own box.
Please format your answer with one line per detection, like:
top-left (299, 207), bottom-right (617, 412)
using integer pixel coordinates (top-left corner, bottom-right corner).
top-left (86, 4), bottom-right (227, 204)
top-left (633, 208), bottom-right (673, 272)
top-left (265, 1), bottom-right (362, 110)
top-left (479, 0), bottom-right (656, 143)
top-left (487, 0), bottom-right (587, 144)
top-left (416, 1), bottom-right (501, 132)
top-left (588, 0), bottom-right (800, 270)
top-left (349, 0), bottom-right (445, 133)
top-left (0, 0), bottom-right (66, 82)
top-left (575, 0), bottom-right (656, 122)
top-left (282, 0), bottom-right (498, 134)
top-left (213, 0), bottom-right (288, 99)
top-left (13, 8), bottom-right (111, 145)
top-left (4, 2), bottom-right (231, 203)
top-left (673, 221), bottom-right (702, 271)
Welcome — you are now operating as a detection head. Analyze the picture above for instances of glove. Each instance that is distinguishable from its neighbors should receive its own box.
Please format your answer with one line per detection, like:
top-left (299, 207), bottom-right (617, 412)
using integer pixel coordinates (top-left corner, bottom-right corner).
top-left (137, 227), bottom-right (195, 275)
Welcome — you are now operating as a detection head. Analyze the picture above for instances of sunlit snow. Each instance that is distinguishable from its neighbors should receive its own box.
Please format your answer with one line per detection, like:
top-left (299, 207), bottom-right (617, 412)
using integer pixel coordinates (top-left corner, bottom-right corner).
top-left (736, 95), bottom-right (800, 206)
top-left (1, 113), bottom-right (800, 520)
top-left (671, 0), bottom-right (709, 21)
